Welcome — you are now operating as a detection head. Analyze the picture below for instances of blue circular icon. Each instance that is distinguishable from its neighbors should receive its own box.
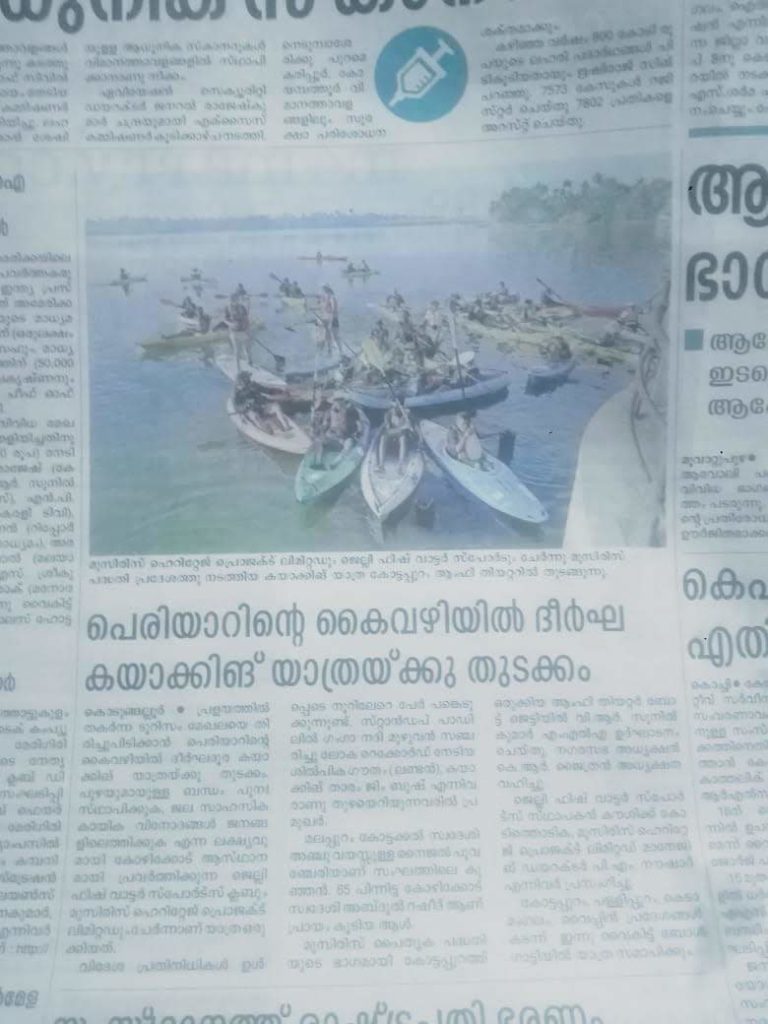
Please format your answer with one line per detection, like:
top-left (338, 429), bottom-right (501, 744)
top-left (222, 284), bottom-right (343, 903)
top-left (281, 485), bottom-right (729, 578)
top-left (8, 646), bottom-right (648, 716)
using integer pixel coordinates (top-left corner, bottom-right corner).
top-left (375, 27), bottom-right (467, 123)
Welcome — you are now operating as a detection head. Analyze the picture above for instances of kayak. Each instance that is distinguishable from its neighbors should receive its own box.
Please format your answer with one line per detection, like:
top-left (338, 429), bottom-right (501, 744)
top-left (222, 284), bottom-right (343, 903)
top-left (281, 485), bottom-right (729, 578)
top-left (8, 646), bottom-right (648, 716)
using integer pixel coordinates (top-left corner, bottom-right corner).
top-left (109, 275), bottom-right (146, 286)
top-left (420, 419), bottom-right (547, 524)
top-left (226, 396), bottom-right (310, 456)
top-left (295, 408), bottom-right (371, 504)
top-left (279, 295), bottom-right (307, 310)
top-left (346, 370), bottom-right (509, 411)
top-left (216, 348), bottom-right (340, 384)
top-left (141, 323), bottom-right (231, 353)
top-left (342, 269), bottom-right (378, 278)
top-left (178, 313), bottom-right (210, 331)
top-left (181, 275), bottom-right (215, 285)
top-left (299, 255), bottom-right (347, 262)
top-left (526, 356), bottom-right (575, 391)
top-left (361, 427), bottom-right (424, 522)
top-left (461, 316), bottom-right (631, 365)
top-left (215, 352), bottom-right (287, 389)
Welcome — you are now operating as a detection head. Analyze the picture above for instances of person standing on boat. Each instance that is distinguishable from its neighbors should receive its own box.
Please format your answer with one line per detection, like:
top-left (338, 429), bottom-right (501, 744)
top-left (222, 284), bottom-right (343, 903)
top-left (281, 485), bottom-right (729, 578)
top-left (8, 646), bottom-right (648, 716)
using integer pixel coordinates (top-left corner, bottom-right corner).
top-left (422, 301), bottom-right (444, 354)
top-left (399, 309), bottom-right (425, 370)
top-left (377, 402), bottom-right (414, 475)
top-left (319, 285), bottom-right (342, 357)
top-left (228, 298), bottom-right (251, 371)
top-left (196, 304), bottom-right (211, 334)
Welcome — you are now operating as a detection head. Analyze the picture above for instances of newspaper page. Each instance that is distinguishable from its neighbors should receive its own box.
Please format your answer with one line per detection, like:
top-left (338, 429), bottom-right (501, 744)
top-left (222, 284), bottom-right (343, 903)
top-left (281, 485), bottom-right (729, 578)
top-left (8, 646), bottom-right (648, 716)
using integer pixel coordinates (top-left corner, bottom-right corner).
top-left (1, 0), bottom-right (765, 1020)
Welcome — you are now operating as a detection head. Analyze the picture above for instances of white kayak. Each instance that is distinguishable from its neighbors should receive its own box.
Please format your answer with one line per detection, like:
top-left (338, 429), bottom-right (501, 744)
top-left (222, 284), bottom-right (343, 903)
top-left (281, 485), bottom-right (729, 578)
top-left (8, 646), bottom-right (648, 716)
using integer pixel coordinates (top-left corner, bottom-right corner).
top-left (226, 396), bottom-right (310, 456)
top-left (361, 427), bottom-right (424, 522)
top-left (279, 295), bottom-right (307, 310)
top-left (420, 419), bottom-right (547, 524)
top-left (215, 352), bottom-right (287, 390)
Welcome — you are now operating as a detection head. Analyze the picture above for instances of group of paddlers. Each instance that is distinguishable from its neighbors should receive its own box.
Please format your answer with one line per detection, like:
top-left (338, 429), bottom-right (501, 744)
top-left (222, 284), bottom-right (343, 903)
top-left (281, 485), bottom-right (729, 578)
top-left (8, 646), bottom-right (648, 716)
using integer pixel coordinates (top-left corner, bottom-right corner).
top-left (180, 295), bottom-right (212, 334)
top-left (278, 278), bottom-right (305, 298)
top-left (361, 297), bottom-right (468, 388)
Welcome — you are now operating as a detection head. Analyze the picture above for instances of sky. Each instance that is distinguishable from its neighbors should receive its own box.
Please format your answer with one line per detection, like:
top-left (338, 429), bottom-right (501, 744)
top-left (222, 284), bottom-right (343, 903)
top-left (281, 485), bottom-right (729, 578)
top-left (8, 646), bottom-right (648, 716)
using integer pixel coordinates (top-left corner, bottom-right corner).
top-left (83, 139), bottom-right (670, 223)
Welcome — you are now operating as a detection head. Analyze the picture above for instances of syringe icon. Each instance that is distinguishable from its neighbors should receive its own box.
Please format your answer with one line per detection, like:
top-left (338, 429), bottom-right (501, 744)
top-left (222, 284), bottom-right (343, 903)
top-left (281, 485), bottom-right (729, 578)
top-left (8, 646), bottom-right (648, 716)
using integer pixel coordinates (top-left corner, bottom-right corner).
top-left (389, 37), bottom-right (456, 108)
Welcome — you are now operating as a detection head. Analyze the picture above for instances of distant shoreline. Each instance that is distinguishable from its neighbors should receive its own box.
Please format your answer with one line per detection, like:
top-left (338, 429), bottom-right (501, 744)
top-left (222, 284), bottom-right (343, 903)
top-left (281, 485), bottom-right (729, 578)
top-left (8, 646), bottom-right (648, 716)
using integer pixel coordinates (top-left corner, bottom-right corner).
top-left (86, 215), bottom-right (488, 237)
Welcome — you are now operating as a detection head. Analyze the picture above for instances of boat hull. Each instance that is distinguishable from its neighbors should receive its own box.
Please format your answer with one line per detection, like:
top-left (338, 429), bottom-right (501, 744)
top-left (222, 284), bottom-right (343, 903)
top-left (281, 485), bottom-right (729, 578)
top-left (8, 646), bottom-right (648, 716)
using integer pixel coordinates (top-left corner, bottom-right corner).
top-left (295, 409), bottom-right (370, 503)
top-left (141, 327), bottom-right (231, 353)
top-left (347, 372), bottom-right (509, 411)
top-left (420, 419), bottom-right (547, 524)
top-left (361, 427), bottom-right (424, 521)
top-left (226, 396), bottom-right (310, 456)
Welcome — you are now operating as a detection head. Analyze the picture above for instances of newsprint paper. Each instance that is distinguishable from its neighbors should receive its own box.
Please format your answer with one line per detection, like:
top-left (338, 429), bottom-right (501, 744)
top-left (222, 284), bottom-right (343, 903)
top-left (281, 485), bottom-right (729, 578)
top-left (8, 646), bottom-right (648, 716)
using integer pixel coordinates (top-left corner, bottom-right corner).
top-left (1, 0), bottom-right (768, 1020)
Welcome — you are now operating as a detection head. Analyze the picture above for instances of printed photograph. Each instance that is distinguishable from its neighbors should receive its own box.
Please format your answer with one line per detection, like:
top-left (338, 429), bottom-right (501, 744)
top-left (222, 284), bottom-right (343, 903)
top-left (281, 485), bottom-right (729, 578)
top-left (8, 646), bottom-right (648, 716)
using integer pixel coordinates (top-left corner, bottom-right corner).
top-left (85, 145), bottom-right (670, 555)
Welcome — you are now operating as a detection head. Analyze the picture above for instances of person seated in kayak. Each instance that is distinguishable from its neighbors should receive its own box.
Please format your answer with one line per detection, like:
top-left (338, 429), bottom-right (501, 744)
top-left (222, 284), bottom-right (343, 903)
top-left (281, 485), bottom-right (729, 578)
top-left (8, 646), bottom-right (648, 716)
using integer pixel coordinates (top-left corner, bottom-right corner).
top-left (190, 268), bottom-right (203, 282)
top-left (467, 299), bottom-right (480, 321)
top-left (181, 296), bottom-right (197, 318)
top-left (309, 395), bottom-right (360, 466)
top-left (361, 260), bottom-right (370, 273)
top-left (371, 318), bottom-right (390, 348)
top-left (345, 262), bottom-right (356, 274)
top-left (290, 281), bottom-right (304, 298)
top-left (119, 268), bottom-right (130, 283)
top-left (554, 337), bottom-right (572, 362)
top-left (324, 398), bottom-right (362, 465)
top-left (377, 403), bottom-right (414, 474)
top-left (540, 285), bottom-right (559, 307)
top-left (234, 372), bottom-right (290, 433)
top-left (617, 305), bottom-right (642, 332)
top-left (279, 277), bottom-right (291, 296)
top-left (196, 305), bottom-right (211, 334)
top-left (308, 393), bottom-right (332, 467)
top-left (233, 283), bottom-right (248, 301)
top-left (316, 251), bottom-right (323, 262)
top-left (398, 310), bottom-right (426, 368)
top-left (446, 410), bottom-right (484, 467)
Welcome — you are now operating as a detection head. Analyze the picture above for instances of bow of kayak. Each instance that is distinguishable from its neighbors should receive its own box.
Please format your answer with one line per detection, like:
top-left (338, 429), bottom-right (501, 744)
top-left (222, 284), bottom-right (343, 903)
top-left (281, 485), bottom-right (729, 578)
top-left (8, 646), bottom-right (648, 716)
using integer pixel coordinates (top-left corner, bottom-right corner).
top-left (361, 427), bottom-right (424, 521)
top-left (420, 419), bottom-right (547, 524)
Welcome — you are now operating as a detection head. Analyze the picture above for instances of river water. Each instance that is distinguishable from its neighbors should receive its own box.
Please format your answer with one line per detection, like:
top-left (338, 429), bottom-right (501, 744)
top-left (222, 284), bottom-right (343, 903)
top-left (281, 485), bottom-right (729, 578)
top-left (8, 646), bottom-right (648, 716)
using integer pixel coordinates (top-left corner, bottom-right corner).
top-left (87, 221), bottom-right (664, 555)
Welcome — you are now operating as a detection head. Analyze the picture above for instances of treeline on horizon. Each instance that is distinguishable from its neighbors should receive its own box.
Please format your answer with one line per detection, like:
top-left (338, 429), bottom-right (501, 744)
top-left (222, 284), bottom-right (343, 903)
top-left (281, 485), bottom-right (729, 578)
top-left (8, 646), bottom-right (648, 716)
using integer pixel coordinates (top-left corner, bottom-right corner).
top-left (489, 174), bottom-right (671, 226)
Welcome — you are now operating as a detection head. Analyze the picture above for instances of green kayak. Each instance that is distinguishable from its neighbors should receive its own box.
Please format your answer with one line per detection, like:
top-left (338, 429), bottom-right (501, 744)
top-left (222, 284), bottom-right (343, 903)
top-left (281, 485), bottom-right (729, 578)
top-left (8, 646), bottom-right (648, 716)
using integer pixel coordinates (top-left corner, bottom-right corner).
top-left (295, 407), bottom-right (370, 504)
